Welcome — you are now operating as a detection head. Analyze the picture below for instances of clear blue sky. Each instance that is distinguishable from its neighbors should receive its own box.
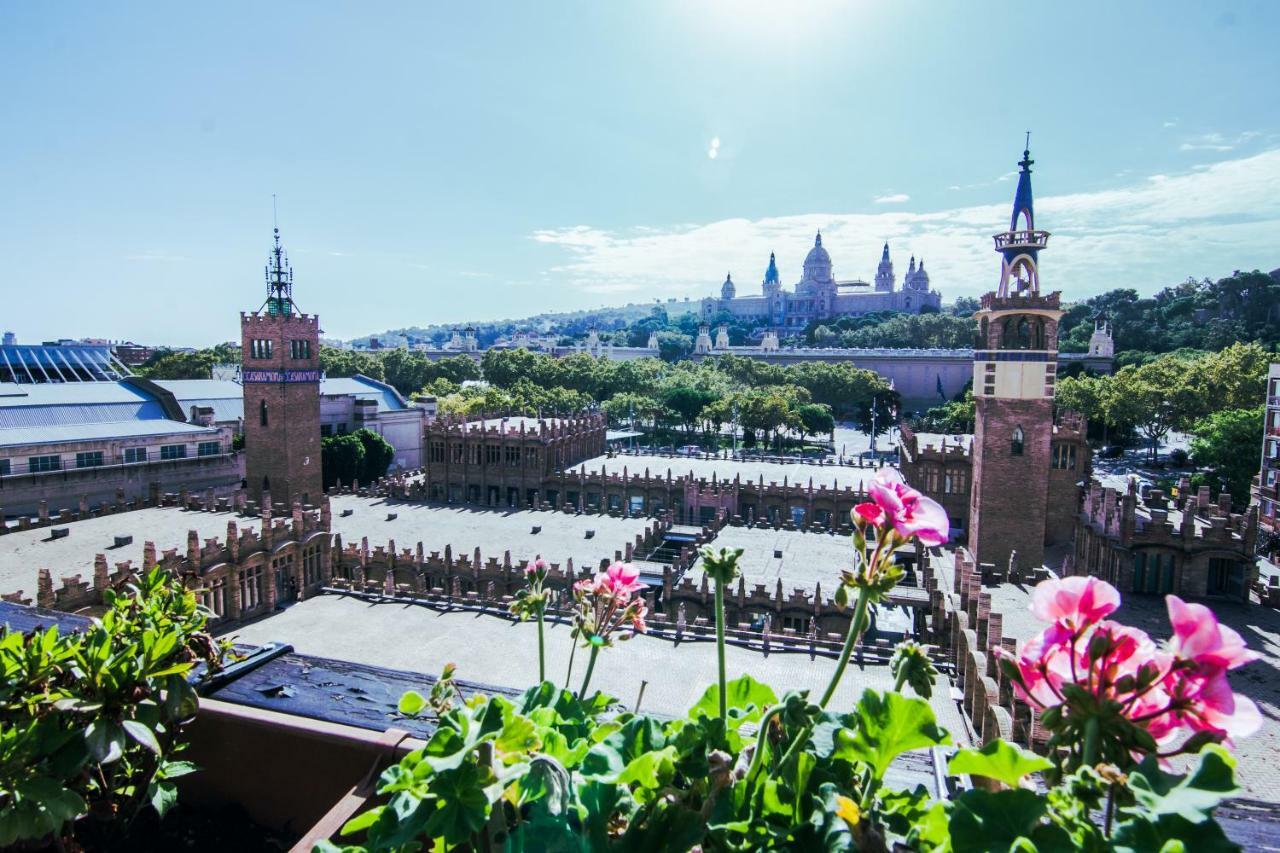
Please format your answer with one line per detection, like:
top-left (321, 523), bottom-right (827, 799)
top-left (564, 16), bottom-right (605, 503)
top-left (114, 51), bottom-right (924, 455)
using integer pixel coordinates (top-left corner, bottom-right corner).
top-left (2, 2), bottom-right (1278, 346)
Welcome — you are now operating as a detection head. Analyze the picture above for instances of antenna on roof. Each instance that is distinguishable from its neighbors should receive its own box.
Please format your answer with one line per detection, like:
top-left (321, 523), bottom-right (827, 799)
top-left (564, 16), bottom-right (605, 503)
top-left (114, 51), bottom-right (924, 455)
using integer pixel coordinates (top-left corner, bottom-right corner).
top-left (272, 193), bottom-right (278, 230)
top-left (1025, 130), bottom-right (1031, 151)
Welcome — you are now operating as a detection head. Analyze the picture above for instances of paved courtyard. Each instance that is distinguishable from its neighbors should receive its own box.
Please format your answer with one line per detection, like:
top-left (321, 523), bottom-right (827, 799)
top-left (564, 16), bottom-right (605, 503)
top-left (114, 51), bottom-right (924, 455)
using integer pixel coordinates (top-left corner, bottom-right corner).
top-left (0, 507), bottom-right (260, 600)
top-left (330, 495), bottom-right (654, 569)
top-left (230, 593), bottom-right (969, 738)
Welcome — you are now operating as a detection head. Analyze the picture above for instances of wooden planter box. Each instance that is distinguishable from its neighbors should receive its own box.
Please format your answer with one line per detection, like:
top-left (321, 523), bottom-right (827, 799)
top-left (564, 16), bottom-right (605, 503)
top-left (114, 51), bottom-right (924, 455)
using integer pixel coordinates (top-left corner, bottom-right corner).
top-left (179, 698), bottom-right (424, 852)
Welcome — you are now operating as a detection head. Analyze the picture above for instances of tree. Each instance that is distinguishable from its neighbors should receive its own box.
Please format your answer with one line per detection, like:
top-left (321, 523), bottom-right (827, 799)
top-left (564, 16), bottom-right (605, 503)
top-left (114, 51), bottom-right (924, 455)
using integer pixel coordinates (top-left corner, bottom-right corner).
top-left (135, 343), bottom-right (240, 380)
top-left (1106, 356), bottom-right (1201, 460)
top-left (1189, 407), bottom-right (1264, 507)
top-left (321, 433), bottom-right (365, 489)
top-left (661, 385), bottom-right (717, 436)
top-left (796, 403), bottom-right (835, 444)
top-left (355, 428), bottom-right (396, 484)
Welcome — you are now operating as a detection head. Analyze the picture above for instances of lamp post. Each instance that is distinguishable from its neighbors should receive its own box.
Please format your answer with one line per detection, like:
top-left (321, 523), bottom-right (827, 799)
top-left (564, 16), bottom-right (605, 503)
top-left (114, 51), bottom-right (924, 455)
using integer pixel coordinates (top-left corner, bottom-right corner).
top-left (869, 394), bottom-right (878, 460)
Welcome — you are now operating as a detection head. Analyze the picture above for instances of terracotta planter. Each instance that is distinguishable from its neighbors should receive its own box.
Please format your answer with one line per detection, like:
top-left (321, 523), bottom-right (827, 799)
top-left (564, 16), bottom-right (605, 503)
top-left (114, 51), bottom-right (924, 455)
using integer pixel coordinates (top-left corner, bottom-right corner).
top-left (179, 697), bottom-right (423, 851)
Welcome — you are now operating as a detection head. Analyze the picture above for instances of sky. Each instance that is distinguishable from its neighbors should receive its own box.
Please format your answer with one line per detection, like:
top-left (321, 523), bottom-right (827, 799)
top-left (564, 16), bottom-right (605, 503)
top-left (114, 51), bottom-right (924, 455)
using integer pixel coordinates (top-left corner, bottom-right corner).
top-left (2, 2), bottom-right (1279, 347)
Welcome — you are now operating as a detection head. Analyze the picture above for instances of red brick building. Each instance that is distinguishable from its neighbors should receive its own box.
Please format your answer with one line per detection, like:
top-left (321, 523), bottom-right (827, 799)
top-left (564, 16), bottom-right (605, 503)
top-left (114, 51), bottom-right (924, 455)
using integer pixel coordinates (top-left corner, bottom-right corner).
top-left (241, 228), bottom-right (323, 509)
top-left (967, 146), bottom-right (1074, 573)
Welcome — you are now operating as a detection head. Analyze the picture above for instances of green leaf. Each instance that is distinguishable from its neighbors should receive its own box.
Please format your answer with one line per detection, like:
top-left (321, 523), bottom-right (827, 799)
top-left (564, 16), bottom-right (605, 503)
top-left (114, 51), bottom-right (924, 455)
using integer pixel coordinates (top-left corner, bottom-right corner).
top-left (148, 779), bottom-right (179, 817)
top-left (422, 764), bottom-right (492, 844)
top-left (85, 720), bottom-right (125, 763)
top-left (1111, 811), bottom-right (1238, 853)
top-left (824, 689), bottom-right (950, 779)
top-left (1125, 744), bottom-right (1240, 825)
top-left (687, 674), bottom-right (778, 727)
top-left (398, 689), bottom-right (426, 716)
top-left (123, 719), bottom-right (161, 755)
top-left (614, 745), bottom-right (679, 792)
top-left (948, 739), bottom-right (1053, 788)
top-left (339, 804), bottom-right (385, 835)
top-left (494, 709), bottom-right (541, 758)
top-left (948, 788), bottom-right (1048, 853)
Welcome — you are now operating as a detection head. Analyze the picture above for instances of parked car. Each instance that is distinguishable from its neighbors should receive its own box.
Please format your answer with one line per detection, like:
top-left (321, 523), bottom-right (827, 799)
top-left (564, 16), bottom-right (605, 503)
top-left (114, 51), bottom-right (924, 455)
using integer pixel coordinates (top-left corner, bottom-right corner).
top-left (678, 445), bottom-right (702, 456)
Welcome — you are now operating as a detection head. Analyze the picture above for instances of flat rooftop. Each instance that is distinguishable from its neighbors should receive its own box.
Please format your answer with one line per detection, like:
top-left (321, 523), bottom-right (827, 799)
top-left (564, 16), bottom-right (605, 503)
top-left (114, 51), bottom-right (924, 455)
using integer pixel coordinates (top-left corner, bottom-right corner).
top-left (577, 453), bottom-right (867, 490)
top-left (0, 507), bottom-right (260, 599)
top-left (229, 594), bottom-right (969, 733)
top-left (329, 495), bottom-right (653, 569)
top-left (688, 526), bottom-right (916, 635)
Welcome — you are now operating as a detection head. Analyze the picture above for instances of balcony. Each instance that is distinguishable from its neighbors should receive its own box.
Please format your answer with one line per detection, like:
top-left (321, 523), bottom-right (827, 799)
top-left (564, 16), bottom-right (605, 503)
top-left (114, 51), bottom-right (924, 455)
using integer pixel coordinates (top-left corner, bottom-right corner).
top-left (992, 229), bottom-right (1050, 251)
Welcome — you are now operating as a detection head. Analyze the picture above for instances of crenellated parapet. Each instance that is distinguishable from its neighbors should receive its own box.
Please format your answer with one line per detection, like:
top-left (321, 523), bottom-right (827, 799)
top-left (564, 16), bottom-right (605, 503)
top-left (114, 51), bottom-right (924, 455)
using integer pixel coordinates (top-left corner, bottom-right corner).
top-left (1072, 476), bottom-right (1257, 602)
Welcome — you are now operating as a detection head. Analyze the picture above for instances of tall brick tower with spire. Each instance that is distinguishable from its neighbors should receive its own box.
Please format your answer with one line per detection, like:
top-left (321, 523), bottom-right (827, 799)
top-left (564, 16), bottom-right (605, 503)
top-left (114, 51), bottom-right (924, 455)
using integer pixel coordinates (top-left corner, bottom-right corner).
top-left (967, 140), bottom-right (1063, 573)
top-left (241, 227), bottom-right (323, 510)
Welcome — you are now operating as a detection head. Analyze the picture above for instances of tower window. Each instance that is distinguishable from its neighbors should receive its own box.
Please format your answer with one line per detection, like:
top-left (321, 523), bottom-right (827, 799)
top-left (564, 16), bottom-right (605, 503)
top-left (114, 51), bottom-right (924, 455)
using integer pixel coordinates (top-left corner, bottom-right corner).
top-left (251, 339), bottom-right (274, 359)
top-left (260, 399), bottom-right (269, 427)
top-left (1011, 426), bottom-right (1024, 456)
top-left (290, 339), bottom-right (312, 359)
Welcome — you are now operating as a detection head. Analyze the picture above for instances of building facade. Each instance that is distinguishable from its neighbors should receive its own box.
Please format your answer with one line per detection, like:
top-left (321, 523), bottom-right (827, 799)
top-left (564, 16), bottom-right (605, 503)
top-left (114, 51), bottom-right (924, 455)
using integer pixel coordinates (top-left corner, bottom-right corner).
top-left (1256, 362), bottom-right (1280, 550)
top-left (240, 229), bottom-right (324, 508)
top-left (422, 414), bottom-right (607, 507)
top-left (700, 236), bottom-right (942, 331)
top-left (1073, 479), bottom-right (1257, 602)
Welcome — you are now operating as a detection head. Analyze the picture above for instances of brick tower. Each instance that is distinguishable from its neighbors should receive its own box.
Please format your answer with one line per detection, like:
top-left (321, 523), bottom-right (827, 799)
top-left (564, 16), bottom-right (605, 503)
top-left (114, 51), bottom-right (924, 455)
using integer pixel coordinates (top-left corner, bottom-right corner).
top-left (241, 227), bottom-right (323, 510)
top-left (968, 142), bottom-right (1063, 573)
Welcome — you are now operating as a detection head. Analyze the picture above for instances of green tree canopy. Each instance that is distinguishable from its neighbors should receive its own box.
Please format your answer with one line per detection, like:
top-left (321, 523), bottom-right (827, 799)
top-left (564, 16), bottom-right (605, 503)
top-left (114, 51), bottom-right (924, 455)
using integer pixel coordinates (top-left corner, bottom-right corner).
top-left (1189, 407), bottom-right (1264, 506)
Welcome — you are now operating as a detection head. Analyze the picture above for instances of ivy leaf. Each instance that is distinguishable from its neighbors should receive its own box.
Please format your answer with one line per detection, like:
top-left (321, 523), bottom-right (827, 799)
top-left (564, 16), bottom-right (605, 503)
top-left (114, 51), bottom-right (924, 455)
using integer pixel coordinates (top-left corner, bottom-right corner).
top-left (687, 675), bottom-right (778, 728)
top-left (1125, 744), bottom-right (1240, 825)
top-left (398, 690), bottom-right (426, 716)
top-left (948, 739), bottom-right (1053, 788)
top-left (828, 689), bottom-right (950, 779)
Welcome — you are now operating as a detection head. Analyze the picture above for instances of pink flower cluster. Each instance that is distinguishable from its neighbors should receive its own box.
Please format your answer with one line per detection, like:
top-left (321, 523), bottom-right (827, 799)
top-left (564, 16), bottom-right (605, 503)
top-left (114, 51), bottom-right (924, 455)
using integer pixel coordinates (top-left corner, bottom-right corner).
top-left (572, 561), bottom-right (648, 643)
top-left (524, 557), bottom-right (549, 583)
top-left (1002, 575), bottom-right (1261, 751)
top-left (852, 468), bottom-right (949, 547)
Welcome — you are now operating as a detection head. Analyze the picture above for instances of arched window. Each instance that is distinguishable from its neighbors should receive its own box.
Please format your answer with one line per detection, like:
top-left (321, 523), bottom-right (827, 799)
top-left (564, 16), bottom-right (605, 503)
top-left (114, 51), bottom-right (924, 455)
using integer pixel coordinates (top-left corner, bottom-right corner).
top-left (1011, 426), bottom-right (1024, 456)
top-left (260, 399), bottom-right (269, 427)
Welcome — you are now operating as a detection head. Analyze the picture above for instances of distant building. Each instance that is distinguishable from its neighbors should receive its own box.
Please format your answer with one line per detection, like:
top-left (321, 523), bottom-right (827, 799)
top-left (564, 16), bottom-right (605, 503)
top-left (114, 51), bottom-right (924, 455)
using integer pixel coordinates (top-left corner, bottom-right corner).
top-left (0, 379), bottom-right (241, 516)
top-left (700, 236), bottom-right (941, 331)
top-left (1256, 362), bottom-right (1280, 548)
top-left (240, 228), bottom-right (323, 509)
top-left (1073, 478), bottom-right (1256, 602)
top-left (2, 332), bottom-right (14, 346)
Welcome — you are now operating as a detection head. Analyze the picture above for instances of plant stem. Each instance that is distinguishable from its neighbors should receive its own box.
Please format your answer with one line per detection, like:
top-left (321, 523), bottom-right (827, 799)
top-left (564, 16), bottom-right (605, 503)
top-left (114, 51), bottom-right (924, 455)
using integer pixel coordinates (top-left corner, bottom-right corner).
top-left (1104, 781), bottom-right (1117, 837)
top-left (536, 606), bottom-right (546, 683)
top-left (714, 577), bottom-right (727, 721)
top-left (579, 645), bottom-right (600, 698)
top-left (744, 705), bottom-right (784, 783)
top-left (819, 586), bottom-right (872, 709)
top-left (893, 666), bottom-right (907, 694)
top-left (1082, 716), bottom-right (1100, 768)
top-left (564, 632), bottom-right (578, 689)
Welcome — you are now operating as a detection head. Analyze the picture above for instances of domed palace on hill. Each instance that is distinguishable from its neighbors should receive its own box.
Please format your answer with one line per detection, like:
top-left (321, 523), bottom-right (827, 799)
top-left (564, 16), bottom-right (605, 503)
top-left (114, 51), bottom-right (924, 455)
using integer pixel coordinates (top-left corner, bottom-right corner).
top-left (700, 233), bottom-right (941, 331)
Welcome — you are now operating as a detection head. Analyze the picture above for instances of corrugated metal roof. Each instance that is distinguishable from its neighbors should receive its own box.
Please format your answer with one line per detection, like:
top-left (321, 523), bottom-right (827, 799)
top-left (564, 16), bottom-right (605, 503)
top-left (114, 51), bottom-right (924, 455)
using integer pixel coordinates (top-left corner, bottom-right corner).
top-left (0, 382), bottom-right (156, 407)
top-left (0, 402), bottom-right (165, 429)
top-left (320, 377), bottom-right (406, 412)
top-left (0, 419), bottom-right (217, 448)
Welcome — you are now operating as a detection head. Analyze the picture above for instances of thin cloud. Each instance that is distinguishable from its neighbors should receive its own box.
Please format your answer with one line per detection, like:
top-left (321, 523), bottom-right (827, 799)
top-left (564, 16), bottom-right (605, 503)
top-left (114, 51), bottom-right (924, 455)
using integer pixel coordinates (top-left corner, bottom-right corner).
top-left (530, 148), bottom-right (1280, 303)
top-left (874, 193), bottom-right (910, 204)
top-left (124, 251), bottom-right (189, 262)
top-left (1179, 130), bottom-right (1260, 152)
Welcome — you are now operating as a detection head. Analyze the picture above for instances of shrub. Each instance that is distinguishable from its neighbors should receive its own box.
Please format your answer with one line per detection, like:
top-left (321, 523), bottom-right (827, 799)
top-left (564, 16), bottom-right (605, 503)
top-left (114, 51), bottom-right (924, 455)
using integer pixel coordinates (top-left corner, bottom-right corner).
top-left (0, 569), bottom-right (229, 848)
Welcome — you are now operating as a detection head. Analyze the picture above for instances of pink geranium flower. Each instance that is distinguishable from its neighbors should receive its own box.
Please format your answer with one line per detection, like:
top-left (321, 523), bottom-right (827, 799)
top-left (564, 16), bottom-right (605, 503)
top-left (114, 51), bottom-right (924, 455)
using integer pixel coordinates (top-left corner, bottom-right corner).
top-left (1029, 576), bottom-right (1120, 632)
top-left (604, 561), bottom-right (644, 595)
top-left (853, 502), bottom-right (885, 527)
top-left (866, 468), bottom-right (949, 546)
top-left (1166, 596), bottom-right (1260, 671)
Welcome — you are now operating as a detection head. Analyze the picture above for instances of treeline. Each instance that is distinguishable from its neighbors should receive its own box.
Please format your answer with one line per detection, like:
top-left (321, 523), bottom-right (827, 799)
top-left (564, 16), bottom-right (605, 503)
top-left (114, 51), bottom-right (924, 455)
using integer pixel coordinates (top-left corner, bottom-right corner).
top-left (1056, 342), bottom-right (1269, 501)
top-left (439, 349), bottom-right (895, 448)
